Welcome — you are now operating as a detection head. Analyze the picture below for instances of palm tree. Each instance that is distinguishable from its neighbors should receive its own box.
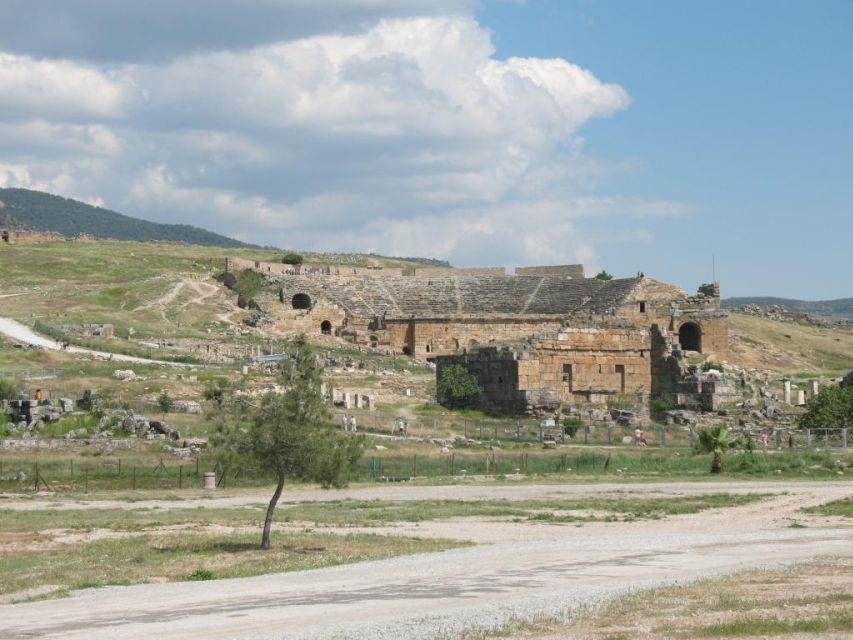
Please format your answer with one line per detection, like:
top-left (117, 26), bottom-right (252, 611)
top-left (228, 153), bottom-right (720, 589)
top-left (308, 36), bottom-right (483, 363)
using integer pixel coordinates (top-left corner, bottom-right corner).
top-left (696, 425), bottom-right (739, 473)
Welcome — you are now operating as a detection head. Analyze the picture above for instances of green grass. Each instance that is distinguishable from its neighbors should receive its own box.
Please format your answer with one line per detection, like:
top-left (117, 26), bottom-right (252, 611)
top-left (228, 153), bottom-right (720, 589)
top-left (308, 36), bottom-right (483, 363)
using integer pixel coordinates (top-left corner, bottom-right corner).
top-left (698, 613), bottom-right (853, 636)
top-left (803, 496), bottom-right (853, 517)
top-left (0, 530), bottom-right (464, 598)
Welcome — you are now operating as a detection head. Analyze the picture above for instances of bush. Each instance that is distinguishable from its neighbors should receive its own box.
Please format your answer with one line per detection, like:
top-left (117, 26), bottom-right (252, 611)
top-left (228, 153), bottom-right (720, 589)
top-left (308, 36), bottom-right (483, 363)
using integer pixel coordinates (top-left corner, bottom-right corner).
top-left (187, 568), bottom-right (215, 581)
top-left (437, 365), bottom-right (481, 409)
top-left (234, 268), bottom-right (265, 301)
top-left (594, 270), bottom-right (614, 280)
top-left (0, 378), bottom-right (17, 401)
top-left (798, 385), bottom-right (853, 428)
top-left (281, 252), bottom-right (304, 265)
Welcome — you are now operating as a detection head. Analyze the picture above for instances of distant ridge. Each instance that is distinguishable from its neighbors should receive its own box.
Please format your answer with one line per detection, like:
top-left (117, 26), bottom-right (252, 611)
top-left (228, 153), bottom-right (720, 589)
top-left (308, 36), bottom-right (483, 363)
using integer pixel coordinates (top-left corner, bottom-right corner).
top-left (0, 187), bottom-right (260, 249)
top-left (723, 296), bottom-right (853, 318)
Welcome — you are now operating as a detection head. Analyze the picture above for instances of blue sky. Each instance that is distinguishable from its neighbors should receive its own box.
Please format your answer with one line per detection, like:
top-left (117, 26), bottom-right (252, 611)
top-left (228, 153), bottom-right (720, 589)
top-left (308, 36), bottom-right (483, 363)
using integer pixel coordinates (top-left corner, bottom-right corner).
top-left (0, 1), bottom-right (849, 299)
top-left (478, 0), bottom-right (853, 298)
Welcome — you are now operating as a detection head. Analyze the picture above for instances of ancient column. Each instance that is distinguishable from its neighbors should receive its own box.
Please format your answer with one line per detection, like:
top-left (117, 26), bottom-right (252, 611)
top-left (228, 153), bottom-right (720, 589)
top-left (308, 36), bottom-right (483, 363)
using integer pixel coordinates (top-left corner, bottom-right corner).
top-left (783, 379), bottom-right (791, 405)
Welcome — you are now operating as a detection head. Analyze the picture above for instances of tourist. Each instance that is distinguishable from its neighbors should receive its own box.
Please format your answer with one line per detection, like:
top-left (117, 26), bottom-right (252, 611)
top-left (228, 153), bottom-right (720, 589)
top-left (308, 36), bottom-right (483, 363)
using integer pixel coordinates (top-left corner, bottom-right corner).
top-left (349, 415), bottom-right (357, 432)
top-left (634, 427), bottom-right (642, 446)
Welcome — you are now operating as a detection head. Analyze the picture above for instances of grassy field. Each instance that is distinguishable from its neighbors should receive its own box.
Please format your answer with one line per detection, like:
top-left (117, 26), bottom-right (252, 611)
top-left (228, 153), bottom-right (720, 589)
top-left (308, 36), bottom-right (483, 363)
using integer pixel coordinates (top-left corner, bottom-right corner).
top-left (0, 529), bottom-right (463, 602)
top-left (0, 493), bottom-right (763, 601)
top-left (461, 557), bottom-right (853, 639)
top-left (802, 496), bottom-right (853, 517)
top-left (1, 445), bottom-right (848, 493)
top-left (728, 312), bottom-right (853, 375)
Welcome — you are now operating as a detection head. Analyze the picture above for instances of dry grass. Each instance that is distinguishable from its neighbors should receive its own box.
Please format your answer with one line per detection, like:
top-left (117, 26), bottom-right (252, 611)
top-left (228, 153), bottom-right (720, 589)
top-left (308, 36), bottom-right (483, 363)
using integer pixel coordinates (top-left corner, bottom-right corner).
top-left (467, 557), bottom-right (853, 639)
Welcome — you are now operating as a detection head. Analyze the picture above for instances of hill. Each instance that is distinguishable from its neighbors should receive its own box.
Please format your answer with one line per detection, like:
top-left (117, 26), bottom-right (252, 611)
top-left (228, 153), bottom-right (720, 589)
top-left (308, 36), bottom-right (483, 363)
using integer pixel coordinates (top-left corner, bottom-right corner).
top-left (0, 188), bottom-right (258, 249)
top-left (723, 296), bottom-right (853, 318)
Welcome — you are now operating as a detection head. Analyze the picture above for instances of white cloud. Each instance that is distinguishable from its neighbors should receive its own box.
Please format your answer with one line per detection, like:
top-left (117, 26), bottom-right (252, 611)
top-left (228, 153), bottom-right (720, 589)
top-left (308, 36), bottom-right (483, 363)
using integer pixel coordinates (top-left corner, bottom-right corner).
top-left (0, 53), bottom-right (127, 121)
top-left (0, 9), bottom-right (686, 266)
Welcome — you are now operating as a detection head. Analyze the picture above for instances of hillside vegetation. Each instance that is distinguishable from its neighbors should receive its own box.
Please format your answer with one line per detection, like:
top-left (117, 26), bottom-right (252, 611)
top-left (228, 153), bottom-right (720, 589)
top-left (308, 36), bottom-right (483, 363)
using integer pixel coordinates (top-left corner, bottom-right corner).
top-left (728, 312), bottom-right (853, 376)
top-left (723, 296), bottom-right (853, 318)
top-left (0, 188), bottom-right (257, 249)
top-left (0, 239), bottom-right (440, 341)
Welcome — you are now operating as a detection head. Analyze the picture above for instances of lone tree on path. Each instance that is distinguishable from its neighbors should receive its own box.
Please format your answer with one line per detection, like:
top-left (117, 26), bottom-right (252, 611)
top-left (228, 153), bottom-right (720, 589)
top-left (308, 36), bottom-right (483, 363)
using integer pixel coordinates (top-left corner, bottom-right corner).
top-left (695, 424), bottom-right (740, 473)
top-left (214, 336), bottom-right (363, 549)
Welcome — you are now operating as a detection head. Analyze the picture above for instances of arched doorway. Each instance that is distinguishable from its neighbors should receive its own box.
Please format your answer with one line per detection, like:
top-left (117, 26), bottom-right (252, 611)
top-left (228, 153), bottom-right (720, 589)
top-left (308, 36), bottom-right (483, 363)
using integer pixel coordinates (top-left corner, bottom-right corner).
top-left (291, 293), bottom-right (311, 310)
top-left (402, 346), bottom-right (412, 356)
top-left (320, 320), bottom-right (332, 335)
top-left (679, 322), bottom-right (702, 352)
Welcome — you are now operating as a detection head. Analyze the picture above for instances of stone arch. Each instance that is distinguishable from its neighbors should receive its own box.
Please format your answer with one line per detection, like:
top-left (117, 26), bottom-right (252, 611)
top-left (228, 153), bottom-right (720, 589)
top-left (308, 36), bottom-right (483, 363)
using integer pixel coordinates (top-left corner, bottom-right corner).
top-left (402, 346), bottom-right (412, 356)
top-left (291, 293), bottom-right (311, 310)
top-left (369, 335), bottom-right (379, 348)
top-left (425, 344), bottom-right (431, 353)
top-left (320, 320), bottom-right (332, 335)
top-left (678, 321), bottom-right (702, 352)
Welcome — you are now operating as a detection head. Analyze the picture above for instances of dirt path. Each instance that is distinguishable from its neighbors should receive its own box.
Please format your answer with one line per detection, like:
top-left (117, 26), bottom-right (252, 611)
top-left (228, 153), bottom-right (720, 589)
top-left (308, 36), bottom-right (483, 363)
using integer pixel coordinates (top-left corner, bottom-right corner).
top-left (133, 278), bottom-right (223, 322)
top-left (0, 481), bottom-right (850, 639)
top-left (0, 317), bottom-right (195, 368)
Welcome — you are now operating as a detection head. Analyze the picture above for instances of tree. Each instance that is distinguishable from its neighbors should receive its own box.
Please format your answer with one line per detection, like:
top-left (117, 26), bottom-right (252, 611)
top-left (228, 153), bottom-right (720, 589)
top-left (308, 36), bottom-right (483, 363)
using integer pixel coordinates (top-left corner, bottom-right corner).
top-left (798, 385), bottom-right (853, 428)
top-left (0, 379), bottom-right (16, 402)
top-left (281, 252), bottom-right (304, 265)
top-left (594, 270), bottom-right (614, 281)
top-left (436, 364), bottom-right (481, 409)
top-left (158, 391), bottom-right (173, 416)
top-left (203, 377), bottom-right (233, 410)
top-left (695, 424), bottom-right (740, 473)
top-left (213, 337), bottom-right (363, 548)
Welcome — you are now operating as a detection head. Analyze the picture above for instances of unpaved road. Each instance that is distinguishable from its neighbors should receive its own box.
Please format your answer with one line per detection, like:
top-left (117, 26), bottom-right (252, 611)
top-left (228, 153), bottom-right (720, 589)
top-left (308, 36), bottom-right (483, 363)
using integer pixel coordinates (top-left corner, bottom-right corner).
top-left (1, 481), bottom-right (851, 639)
top-left (0, 317), bottom-right (194, 368)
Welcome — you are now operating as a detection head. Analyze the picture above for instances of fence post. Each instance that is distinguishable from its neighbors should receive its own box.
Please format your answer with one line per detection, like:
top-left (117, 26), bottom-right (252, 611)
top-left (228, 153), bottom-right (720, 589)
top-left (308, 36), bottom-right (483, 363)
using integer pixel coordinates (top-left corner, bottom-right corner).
top-left (688, 426), bottom-right (695, 448)
top-left (843, 428), bottom-right (848, 450)
top-left (584, 424), bottom-right (589, 445)
top-left (807, 428), bottom-right (812, 447)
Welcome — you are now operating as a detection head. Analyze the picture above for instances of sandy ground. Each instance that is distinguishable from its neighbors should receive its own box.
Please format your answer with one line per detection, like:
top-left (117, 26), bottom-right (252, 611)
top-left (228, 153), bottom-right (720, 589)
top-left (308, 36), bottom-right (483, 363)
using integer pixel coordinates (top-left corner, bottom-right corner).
top-left (0, 481), bottom-right (851, 639)
top-left (0, 316), bottom-right (194, 367)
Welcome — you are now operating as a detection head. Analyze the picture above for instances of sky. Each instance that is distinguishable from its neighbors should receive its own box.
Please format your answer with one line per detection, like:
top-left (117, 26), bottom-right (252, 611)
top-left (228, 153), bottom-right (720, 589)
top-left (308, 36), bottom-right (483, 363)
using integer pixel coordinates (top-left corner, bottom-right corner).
top-left (0, 0), bottom-right (850, 299)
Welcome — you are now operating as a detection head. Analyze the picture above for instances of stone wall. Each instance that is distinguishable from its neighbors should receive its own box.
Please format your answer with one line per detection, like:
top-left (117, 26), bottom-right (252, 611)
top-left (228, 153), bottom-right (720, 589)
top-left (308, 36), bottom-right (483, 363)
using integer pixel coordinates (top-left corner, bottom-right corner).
top-left (226, 256), bottom-right (403, 278)
top-left (1, 229), bottom-right (64, 245)
top-left (414, 267), bottom-right (506, 277)
top-left (388, 316), bottom-right (563, 358)
top-left (515, 264), bottom-right (585, 278)
top-left (436, 323), bottom-right (652, 415)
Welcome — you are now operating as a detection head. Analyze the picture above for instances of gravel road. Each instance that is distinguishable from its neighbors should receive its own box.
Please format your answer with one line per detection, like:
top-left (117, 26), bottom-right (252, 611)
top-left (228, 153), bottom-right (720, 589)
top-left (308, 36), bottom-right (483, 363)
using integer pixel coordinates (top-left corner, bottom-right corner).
top-left (0, 316), bottom-right (194, 367)
top-left (1, 481), bottom-right (850, 639)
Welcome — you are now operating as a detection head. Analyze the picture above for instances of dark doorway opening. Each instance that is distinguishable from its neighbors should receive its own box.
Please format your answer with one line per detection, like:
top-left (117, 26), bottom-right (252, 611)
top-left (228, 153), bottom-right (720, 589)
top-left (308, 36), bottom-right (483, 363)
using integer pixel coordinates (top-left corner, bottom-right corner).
top-left (291, 293), bottom-right (311, 309)
top-left (320, 320), bottom-right (332, 335)
top-left (679, 322), bottom-right (702, 352)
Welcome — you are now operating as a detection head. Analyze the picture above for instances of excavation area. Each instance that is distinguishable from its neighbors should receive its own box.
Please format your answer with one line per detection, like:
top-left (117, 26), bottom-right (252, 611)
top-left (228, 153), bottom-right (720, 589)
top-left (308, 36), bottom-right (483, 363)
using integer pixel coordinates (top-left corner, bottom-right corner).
top-left (0, 480), bottom-right (850, 639)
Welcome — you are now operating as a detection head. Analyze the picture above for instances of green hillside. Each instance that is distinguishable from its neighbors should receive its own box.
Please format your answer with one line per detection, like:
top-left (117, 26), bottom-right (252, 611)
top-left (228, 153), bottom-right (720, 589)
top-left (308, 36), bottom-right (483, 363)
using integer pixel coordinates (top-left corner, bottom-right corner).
top-left (0, 188), bottom-right (259, 249)
top-left (723, 296), bottom-right (853, 318)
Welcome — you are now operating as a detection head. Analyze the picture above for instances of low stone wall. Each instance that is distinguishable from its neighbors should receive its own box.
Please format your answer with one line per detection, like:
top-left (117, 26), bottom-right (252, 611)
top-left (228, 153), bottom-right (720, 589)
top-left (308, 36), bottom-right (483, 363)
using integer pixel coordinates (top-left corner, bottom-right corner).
top-left (0, 438), bottom-right (135, 452)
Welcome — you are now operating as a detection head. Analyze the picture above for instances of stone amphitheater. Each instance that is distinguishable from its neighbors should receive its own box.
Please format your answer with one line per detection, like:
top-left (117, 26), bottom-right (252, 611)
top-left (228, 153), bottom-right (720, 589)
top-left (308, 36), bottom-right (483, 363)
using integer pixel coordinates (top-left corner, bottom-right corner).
top-left (227, 257), bottom-right (728, 414)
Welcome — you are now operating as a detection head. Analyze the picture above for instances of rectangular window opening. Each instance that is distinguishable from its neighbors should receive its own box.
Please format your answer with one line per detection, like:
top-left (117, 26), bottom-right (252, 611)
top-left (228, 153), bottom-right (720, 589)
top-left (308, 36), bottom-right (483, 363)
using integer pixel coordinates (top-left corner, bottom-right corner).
top-left (562, 364), bottom-right (573, 392)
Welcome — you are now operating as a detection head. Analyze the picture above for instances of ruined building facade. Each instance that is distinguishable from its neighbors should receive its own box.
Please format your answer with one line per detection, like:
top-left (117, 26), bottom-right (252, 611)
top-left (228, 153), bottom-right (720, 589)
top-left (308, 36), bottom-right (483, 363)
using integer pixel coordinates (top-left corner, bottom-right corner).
top-left (226, 257), bottom-right (728, 415)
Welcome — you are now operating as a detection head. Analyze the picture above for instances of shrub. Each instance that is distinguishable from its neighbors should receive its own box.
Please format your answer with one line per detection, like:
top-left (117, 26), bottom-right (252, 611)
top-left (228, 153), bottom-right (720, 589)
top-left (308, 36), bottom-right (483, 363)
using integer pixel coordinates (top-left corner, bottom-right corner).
top-left (594, 270), bottom-right (614, 280)
top-left (187, 568), bottom-right (215, 581)
top-left (437, 365), bottom-right (481, 409)
top-left (798, 385), bottom-right (853, 428)
top-left (281, 252), bottom-right (304, 265)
